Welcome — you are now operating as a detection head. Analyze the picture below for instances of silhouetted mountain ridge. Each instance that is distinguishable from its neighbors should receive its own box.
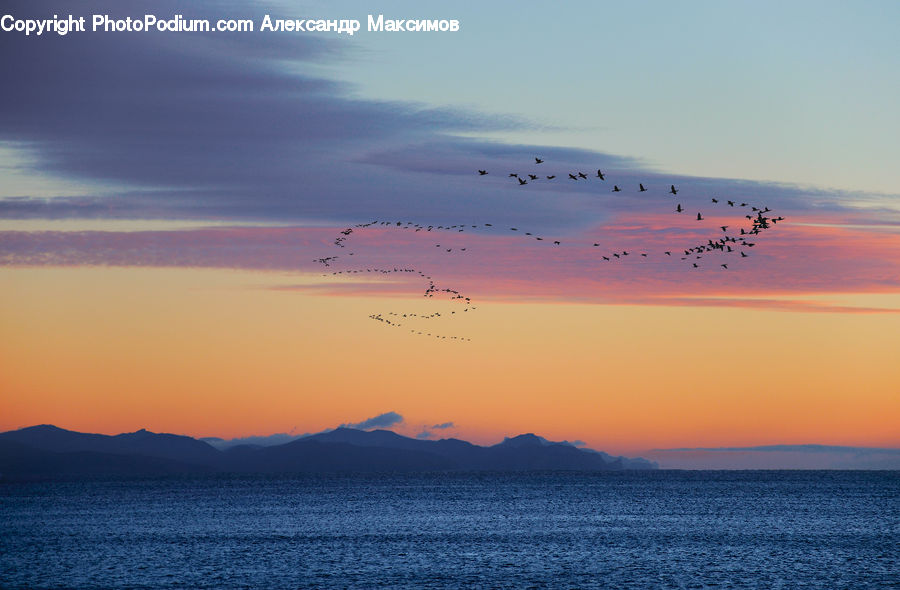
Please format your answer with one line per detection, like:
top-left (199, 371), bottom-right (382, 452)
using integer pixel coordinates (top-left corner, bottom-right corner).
top-left (0, 425), bottom-right (657, 480)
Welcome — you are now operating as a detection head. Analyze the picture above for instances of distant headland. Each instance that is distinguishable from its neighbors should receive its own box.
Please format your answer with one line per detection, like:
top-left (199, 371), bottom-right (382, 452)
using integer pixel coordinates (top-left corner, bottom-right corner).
top-left (0, 425), bottom-right (657, 481)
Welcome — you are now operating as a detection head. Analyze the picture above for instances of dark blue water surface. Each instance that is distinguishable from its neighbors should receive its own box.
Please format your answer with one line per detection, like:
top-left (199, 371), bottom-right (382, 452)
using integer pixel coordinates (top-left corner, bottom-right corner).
top-left (1, 471), bottom-right (897, 589)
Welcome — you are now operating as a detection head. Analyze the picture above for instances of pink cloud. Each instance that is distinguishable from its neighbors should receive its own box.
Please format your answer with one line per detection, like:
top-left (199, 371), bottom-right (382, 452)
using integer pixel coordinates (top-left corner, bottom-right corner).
top-left (2, 209), bottom-right (899, 313)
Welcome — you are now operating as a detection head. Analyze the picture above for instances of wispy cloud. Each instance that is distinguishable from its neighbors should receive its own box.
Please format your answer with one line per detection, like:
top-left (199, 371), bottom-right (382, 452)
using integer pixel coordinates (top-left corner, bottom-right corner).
top-left (0, 1), bottom-right (532, 223)
top-left (342, 411), bottom-right (404, 431)
top-left (646, 445), bottom-right (900, 469)
top-left (416, 421), bottom-right (456, 439)
top-left (658, 444), bottom-right (900, 453)
top-left (3, 213), bottom-right (898, 312)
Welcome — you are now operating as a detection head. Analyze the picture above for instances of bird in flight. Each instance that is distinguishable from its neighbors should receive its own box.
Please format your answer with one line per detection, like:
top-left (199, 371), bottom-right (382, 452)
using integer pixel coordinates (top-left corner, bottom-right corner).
top-left (568, 173), bottom-right (578, 180)
top-left (697, 213), bottom-right (704, 220)
top-left (518, 177), bottom-right (527, 185)
top-left (670, 185), bottom-right (678, 195)
top-left (535, 157), bottom-right (544, 164)
top-left (639, 184), bottom-right (647, 192)
top-left (613, 185), bottom-right (621, 192)
top-left (478, 170), bottom-right (488, 175)
top-left (546, 175), bottom-right (556, 179)
top-left (676, 204), bottom-right (683, 213)
top-left (596, 170), bottom-right (605, 180)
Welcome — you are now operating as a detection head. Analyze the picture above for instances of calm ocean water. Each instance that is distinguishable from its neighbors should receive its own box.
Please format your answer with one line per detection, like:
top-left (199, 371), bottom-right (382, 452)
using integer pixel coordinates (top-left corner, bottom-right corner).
top-left (1, 471), bottom-right (897, 589)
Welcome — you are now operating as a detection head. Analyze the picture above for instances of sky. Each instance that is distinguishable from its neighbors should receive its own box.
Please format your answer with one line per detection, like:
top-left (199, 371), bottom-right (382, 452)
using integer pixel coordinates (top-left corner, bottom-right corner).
top-left (1, 0), bottom-right (899, 466)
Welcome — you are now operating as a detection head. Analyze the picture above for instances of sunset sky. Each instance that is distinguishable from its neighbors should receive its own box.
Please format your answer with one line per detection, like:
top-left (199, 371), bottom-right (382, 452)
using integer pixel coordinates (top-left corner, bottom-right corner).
top-left (2, 0), bottom-right (898, 463)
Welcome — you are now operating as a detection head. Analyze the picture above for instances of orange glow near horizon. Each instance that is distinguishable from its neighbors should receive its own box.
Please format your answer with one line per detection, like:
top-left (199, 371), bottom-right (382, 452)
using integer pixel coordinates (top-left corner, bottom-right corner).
top-left (1, 266), bottom-right (898, 455)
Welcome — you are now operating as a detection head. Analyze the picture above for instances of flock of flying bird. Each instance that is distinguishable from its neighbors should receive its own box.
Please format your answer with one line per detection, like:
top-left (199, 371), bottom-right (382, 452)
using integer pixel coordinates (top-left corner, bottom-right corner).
top-left (315, 157), bottom-right (785, 340)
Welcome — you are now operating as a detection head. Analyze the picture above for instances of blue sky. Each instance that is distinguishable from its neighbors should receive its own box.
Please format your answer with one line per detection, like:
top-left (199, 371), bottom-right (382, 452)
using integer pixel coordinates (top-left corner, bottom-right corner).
top-left (322, 0), bottom-right (900, 194)
top-left (2, 0), bottom-right (898, 215)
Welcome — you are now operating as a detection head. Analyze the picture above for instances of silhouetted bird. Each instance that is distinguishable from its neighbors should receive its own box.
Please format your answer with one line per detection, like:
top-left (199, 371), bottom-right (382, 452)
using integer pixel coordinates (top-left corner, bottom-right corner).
top-left (478, 170), bottom-right (488, 175)
top-left (639, 183), bottom-right (647, 192)
top-left (509, 173), bottom-right (518, 177)
top-left (697, 213), bottom-right (704, 220)
top-left (568, 174), bottom-right (578, 180)
top-left (721, 264), bottom-right (728, 269)
top-left (676, 204), bottom-right (683, 213)
top-left (535, 157), bottom-right (544, 164)
top-left (553, 241), bottom-right (561, 245)
top-left (578, 172), bottom-right (588, 179)
top-left (712, 198), bottom-right (718, 203)
top-left (670, 185), bottom-right (678, 195)
top-left (546, 175), bottom-right (556, 179)
top-left (613, 185), bottom-right (621, 192)
top-left (596, 170), bottom-right (605, 180)
top-left (518, 178), bottom-right (527, 185)
top-left (528, 174), bottom-right (538, 180)
top-left (720, 225), bottom-right (728, 232)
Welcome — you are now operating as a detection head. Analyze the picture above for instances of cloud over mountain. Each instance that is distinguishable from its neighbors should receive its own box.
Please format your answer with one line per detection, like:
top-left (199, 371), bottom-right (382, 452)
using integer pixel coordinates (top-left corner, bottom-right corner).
top-left (342, 411), bottom-right (404, 431)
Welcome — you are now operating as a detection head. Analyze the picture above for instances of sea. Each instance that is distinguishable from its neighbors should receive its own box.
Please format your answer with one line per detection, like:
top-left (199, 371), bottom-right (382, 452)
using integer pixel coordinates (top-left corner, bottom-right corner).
top-left (1, 471), bottom-right (897, 589)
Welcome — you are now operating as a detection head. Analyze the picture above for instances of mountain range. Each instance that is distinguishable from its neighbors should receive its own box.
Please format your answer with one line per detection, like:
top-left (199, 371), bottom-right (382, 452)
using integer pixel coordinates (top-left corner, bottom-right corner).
top-left (0, 425), bottom-right (656, 480)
